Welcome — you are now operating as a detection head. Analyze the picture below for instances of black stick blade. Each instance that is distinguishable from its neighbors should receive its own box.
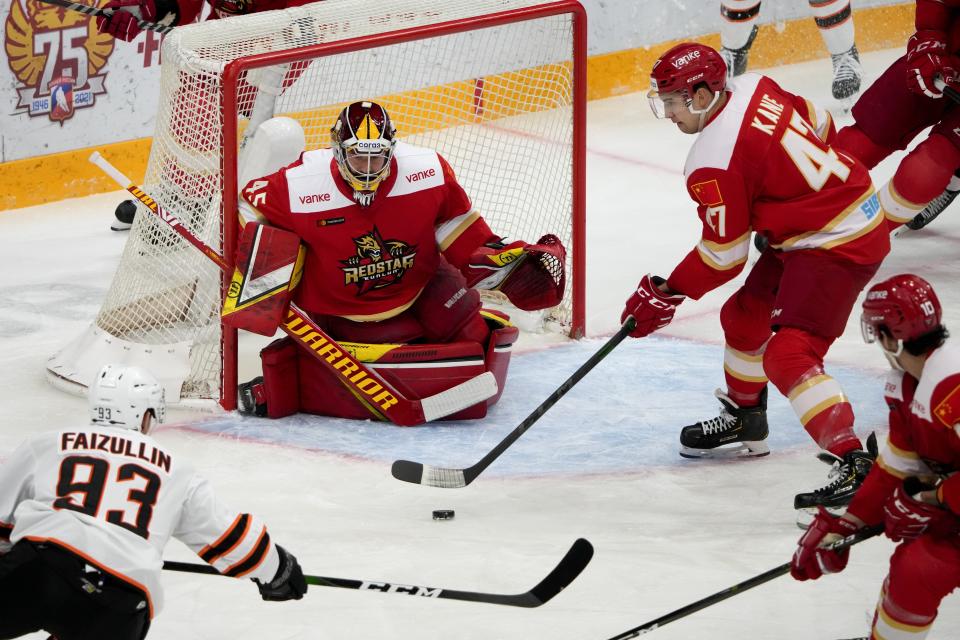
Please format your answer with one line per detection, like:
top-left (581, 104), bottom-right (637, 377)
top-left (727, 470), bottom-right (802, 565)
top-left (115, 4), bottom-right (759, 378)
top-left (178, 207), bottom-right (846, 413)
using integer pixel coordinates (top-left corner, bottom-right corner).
top-left (526, 537), bottom-right (594, 606)
top-left (391, 459), bottom-right (468, 488)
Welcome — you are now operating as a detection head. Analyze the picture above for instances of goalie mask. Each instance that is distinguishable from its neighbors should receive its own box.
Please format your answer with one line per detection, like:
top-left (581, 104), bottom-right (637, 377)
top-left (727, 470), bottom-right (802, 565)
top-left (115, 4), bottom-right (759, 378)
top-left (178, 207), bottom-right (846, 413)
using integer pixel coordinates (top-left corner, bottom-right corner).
top-left (89, 364), bottom-right (166, 431)
top-left (331, 101), bottom-right (397, 207)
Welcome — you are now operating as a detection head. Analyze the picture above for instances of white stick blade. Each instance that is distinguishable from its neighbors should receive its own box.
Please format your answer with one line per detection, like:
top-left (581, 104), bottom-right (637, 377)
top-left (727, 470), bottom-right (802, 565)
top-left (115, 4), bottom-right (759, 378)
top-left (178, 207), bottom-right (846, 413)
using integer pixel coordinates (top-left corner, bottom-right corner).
top-left (419, 371), bottom-right (498, 422)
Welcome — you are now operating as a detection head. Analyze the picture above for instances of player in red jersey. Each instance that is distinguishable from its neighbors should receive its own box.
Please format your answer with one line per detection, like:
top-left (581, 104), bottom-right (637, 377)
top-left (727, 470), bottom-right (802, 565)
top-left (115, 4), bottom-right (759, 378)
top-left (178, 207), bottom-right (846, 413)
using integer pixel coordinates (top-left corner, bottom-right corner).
top-left (792, 274), bottom-right (960, 640)
top-left (0, 364), bottom-right (305, 639)
top-left (623, 43), bottom-right (888, 514)
top-left (834, 0), bottom-right (960, 234)
top-left (234, 101), bottom-right (565, 421)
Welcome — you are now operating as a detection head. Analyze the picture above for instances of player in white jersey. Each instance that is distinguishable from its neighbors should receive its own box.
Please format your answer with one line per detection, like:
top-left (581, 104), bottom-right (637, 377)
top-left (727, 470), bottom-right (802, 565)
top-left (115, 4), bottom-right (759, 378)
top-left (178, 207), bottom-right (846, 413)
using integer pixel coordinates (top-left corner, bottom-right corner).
top-left (719, 0), bottom-right (861, 105)
top-left (0, 364), bottom-right (306, 639)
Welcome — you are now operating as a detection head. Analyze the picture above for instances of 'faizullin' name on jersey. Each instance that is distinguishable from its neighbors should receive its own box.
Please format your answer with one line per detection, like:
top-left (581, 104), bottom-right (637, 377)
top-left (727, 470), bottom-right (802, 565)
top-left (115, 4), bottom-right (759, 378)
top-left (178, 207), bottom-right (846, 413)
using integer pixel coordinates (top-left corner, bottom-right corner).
top-left (59, 432), bottom-right (172, 473)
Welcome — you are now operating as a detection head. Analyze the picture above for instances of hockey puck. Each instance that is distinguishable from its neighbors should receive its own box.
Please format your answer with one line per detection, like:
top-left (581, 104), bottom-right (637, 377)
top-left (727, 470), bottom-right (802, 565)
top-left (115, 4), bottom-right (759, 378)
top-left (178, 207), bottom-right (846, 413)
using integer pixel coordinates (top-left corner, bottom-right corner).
top-left (432, 509), bottom-right (455, 520)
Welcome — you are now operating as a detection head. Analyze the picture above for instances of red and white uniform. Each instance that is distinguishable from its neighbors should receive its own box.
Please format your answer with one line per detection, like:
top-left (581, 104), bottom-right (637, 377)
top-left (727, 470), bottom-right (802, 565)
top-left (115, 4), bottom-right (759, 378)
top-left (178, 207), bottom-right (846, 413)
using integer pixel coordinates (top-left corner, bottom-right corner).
top-left (240, 141), bottom-right (498, 322)
top-left (0, 427), bottom-right (282, 619)
top-left (666, 73), bottom-right (886, 299)
top-left (671, 73), bottom-right (889, 456)
top-left (172, 0), bottom-right (314, 23)
top-left (835, 0), bottom-right (960, 227)
top-left (844, 341), bottom-right (960, 639)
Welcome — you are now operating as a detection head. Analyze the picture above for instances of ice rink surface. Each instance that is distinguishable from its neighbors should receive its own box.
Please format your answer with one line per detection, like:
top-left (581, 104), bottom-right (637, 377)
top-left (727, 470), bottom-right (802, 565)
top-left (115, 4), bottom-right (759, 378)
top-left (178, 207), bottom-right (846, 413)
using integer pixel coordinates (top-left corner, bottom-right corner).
top-left (2, 46), bottom-right (960, 639)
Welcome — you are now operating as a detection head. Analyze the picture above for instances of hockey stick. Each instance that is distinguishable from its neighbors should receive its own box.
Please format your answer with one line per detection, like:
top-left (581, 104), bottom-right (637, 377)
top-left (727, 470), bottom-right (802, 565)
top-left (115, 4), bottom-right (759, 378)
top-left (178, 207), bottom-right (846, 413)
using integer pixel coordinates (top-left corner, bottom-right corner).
top-left (391, 317), bottom-right (636, 487)
top-left (163, 537), bottom-right (593, 608)
top-left (89, 152), bottom-right (498, 425)
top-left (36, 0), bottom-right (174, 34)
top-left (604, 525), bottom-right (883, 639)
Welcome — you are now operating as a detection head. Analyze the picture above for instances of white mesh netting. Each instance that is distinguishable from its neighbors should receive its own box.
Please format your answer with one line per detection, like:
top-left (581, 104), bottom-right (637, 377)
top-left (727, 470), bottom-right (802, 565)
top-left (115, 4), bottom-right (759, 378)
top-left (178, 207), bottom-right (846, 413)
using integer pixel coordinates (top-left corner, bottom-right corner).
top-left (49, 0), bottom-right (583, 404)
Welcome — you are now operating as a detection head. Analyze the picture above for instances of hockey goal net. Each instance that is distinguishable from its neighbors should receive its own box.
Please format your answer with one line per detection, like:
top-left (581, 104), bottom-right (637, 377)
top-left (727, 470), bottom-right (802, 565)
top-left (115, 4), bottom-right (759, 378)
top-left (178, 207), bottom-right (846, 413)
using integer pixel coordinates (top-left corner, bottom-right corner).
top-left (47, 0), bottom-right (586, 408)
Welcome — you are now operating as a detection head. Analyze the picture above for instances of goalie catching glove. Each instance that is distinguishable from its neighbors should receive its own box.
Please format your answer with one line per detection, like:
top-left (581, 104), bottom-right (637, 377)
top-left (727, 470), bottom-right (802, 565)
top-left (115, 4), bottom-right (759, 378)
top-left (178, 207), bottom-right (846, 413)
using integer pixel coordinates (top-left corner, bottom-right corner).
top-left (464, 234), bottom-right (566, 311)
top-left (621, 275), bottom-right (685, 338)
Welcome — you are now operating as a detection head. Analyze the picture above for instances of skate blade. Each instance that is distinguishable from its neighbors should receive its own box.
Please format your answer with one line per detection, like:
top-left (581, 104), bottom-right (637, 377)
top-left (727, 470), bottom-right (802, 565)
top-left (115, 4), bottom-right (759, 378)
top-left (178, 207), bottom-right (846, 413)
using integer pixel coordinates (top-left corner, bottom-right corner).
top-left (679, 440), bottom-right (770, 460)
top-left (795, 505), bottom-right (846, 530)
top-left (110, 221), bottom-right (132, 231)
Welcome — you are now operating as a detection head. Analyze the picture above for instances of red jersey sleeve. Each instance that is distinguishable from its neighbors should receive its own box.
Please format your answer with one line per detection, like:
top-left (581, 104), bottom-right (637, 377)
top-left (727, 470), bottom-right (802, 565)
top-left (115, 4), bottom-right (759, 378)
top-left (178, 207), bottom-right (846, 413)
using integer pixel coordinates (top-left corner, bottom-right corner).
top-left (435, 156), bottom-right (499, 270)
top-left (930, 372), bottom-right (960, 429)
top-left (239, 161), bottom-right (299, 231)
top-left (666, 167), bottom-right (752, 299)
top-left (916, 0), bottom-right (952, 33)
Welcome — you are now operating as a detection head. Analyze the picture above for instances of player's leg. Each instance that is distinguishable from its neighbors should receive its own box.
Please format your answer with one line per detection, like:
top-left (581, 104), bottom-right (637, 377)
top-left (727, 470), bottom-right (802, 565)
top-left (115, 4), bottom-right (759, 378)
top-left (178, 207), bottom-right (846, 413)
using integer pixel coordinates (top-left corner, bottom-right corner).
top-left (765, 251), bottom-right (880, 513)
top-left (867, 535), bottom-right (960, 639)
top-left (719, 1), bottom-right (761, 77)
top-left (877, 132), bottom-right (960, 230)
top-left (678, 249), bottom-right (780, 459)
top-left (835, 55), bottom-right (948, 170)
top-left (895, 106), bottom-right (960, 232)
top-left (807, 0), bottom-right (860, 103)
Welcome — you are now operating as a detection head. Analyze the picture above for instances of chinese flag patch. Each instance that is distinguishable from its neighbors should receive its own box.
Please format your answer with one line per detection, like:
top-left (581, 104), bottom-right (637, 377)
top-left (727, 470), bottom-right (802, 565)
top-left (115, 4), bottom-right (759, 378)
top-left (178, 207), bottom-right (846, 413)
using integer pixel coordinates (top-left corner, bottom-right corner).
top-left (933, 381), bottom-right (960, 428)
top-left (690, 179), bottom-right (724, 206)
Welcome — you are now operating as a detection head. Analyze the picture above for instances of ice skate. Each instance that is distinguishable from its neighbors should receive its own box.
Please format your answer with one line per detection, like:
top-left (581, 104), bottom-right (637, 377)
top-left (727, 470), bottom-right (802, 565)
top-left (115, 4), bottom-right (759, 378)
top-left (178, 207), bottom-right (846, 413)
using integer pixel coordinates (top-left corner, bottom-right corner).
top-left (679, 388), bottom-right (769, 459)
top-left (237, 376), bottom-right (268, 417)
top-left (831, 45), bottom-right (862, 109)
top-left (794, 433), bottom-right (877, 526)
top-left (719, 24), bottom-right (758, 78)
top-left (111, 199), bottom-right (137, 231)
top-left (906, 175), bottom-right (960, 231)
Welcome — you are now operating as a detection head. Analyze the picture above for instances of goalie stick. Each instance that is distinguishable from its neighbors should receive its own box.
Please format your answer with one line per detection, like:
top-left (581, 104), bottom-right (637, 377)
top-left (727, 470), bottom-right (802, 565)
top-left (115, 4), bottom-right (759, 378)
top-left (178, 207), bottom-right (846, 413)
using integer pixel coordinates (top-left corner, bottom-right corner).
top-left (604, 525), bottom-right (883, 639)
top-left (36, 0), bottom-right (174, 33)
top-left (163, 537), bottom-right (593, 608)
top-left (391, 317), bottom-right (636, 487)
top-left (89, 152), bottom-right (498, 426)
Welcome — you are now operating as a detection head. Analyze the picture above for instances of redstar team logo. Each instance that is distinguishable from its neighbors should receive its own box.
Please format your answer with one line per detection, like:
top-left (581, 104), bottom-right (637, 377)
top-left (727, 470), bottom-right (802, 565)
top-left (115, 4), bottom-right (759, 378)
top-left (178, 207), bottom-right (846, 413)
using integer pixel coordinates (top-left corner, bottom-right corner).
top-left (5, 0), bottom-right (115, 123)
top-left (341, 227), bottom-right (417, 294)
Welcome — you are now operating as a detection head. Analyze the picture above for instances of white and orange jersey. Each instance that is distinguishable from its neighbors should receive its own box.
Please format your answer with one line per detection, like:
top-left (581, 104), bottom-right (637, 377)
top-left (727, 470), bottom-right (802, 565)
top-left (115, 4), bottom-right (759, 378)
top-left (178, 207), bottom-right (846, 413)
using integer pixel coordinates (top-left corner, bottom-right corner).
top-left (666, 73), bottom-right (890, 299)
top-left (0, 426), bottom-right (282, 618)
top-left (239, 141), bottom-right (498, 322)
top-left (847, 340), bottom-right (960, 524)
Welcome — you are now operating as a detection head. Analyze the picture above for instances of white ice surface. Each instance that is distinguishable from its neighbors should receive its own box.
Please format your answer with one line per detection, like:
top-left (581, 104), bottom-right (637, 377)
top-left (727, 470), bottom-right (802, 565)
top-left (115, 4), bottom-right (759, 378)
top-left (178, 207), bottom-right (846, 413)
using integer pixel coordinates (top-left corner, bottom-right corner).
top-left (2, 46), bottom-right (960, 639)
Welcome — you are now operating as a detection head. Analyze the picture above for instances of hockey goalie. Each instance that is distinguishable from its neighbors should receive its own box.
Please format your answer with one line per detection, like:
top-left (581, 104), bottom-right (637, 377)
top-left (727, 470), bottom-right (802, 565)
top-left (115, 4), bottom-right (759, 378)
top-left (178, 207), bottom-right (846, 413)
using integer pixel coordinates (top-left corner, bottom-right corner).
top-left (228, 101), bottom-right (566, 422)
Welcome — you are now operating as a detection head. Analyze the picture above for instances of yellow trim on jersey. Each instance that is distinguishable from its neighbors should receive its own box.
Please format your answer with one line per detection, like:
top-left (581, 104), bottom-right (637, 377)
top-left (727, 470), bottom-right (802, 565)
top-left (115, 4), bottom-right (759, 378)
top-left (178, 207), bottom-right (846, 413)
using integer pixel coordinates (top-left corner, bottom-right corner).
top-left (695, 231), bottom-right (751, 271)
top-left (340, 294), bottom-right (419, 322)
top-left (437, 210), bottom-right (481, 252)
top-left (775, 188), bottom-right (882, 252)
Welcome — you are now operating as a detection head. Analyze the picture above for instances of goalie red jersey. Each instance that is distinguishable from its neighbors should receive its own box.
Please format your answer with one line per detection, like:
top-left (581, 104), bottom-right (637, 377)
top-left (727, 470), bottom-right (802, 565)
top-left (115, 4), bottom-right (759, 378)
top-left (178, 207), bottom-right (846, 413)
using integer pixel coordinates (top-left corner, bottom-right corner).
top-left (667, 73), bottom-right (889, 300)
top-left (240, 141), bottom-right (496, 321)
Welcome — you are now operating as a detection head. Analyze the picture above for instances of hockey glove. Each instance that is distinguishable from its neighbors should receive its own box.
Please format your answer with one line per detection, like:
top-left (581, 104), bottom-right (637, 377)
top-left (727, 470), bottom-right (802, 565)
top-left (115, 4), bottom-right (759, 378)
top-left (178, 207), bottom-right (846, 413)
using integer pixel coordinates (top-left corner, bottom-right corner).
top-left (790, 507), bottom-right (859, 581)
top-left (906, 30), bottom-right (960, 98)
top-left (882, 479), bottom-right (956, 542)
top-left (255, 545), bottom-right (307, 601)
top-left (95, 0), bottom-right (156, 41)
top-left (620, 275), bottom-right (685, 338)
top-left (465, 235), bottom-right (567, 311)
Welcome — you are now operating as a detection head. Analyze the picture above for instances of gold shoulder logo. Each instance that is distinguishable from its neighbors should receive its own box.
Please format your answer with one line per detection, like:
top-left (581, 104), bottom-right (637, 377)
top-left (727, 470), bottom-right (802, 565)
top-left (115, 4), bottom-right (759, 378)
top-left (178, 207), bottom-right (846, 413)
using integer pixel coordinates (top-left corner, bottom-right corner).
top-left (340, 226), bottom-right (417, 295)
top-left (5, 0), bottom-right (115, 123)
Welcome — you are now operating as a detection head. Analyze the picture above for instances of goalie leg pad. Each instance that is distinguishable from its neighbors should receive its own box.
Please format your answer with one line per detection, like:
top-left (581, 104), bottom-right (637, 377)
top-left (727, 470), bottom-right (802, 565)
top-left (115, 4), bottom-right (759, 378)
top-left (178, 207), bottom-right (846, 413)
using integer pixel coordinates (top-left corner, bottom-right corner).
top-left (259, 337), bottom-right (302, 419)
top-left (484, 323), bottom-right (520, 407)
top-left (296, 341), bottom-right (491, 421)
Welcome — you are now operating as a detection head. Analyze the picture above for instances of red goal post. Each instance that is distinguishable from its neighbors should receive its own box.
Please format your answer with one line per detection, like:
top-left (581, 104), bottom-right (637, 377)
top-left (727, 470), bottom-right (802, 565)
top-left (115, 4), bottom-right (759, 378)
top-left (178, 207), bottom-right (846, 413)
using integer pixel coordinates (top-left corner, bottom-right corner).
top-left (48, 0), bottom-right (587, 410)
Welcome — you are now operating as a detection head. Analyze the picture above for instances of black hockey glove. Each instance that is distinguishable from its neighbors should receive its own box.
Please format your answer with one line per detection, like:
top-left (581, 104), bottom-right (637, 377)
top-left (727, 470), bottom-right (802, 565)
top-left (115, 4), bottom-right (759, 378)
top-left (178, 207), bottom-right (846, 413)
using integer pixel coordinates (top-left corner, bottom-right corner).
top-left (255, 545), bottom-right (307, 601)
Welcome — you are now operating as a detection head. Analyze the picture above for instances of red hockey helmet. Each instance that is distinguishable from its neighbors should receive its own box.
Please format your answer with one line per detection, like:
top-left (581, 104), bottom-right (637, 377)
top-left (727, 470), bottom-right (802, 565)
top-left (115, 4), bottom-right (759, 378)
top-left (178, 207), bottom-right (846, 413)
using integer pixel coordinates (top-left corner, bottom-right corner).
top-left (861, 274), bottom-right (943, 344)
top-left (331, 101), bottom-right (397, 206)
top-left (648, 43), bottom-right (727, 118)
